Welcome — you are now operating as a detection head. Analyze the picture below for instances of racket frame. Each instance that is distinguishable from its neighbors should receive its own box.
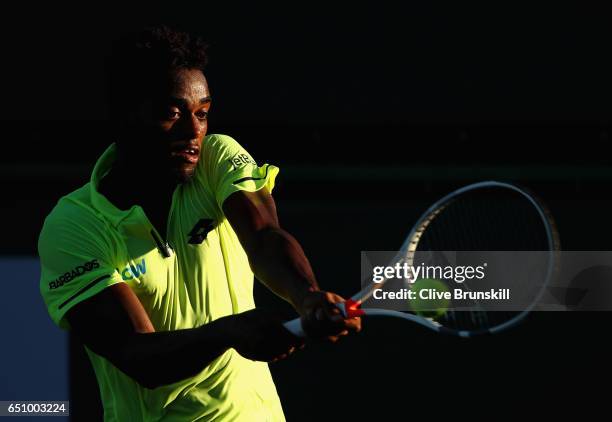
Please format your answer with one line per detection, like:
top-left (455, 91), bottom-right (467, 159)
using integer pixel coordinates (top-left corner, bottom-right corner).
top-left (285, 181), bottom-right (560, 338)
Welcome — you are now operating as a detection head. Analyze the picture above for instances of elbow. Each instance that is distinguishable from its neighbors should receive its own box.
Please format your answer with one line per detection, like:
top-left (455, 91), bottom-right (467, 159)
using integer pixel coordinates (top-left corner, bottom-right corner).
top-left (245, 226), bottom-right (288, 264)
top-left (250, 226), bottom-right (289, 251)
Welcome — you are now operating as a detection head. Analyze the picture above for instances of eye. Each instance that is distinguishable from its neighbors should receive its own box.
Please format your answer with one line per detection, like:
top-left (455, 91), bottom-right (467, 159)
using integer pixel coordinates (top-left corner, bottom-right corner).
top-left (195, 110), bottom-right (208, 121)
top-left (158, 107), bottom-right (181, 121)
top-left (166, 110), bottom-right (180, 120)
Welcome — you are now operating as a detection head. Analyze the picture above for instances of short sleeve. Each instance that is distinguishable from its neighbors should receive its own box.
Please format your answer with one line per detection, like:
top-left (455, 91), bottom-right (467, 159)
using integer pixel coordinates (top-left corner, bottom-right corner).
top-left (199, 134), bottom-right (279, 209)
top-left (38, 202), bottom-right (124, 330)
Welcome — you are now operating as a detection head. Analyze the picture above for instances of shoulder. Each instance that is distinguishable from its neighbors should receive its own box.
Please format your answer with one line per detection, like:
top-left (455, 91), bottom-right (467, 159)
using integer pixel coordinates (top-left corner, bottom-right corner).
top-left (202, 134), bottom-right (252, 161)
top-left (41, 184), bottom-right (95, 230)
top-left (39, 184), bottom-right (111, 253)
top-left (203, 133), bottom-right (242, 150)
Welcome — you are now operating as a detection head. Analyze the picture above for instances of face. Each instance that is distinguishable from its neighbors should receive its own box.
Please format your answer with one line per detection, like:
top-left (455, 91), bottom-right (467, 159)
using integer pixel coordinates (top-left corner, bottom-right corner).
top-left (123, 68), bottom-right (211, 183)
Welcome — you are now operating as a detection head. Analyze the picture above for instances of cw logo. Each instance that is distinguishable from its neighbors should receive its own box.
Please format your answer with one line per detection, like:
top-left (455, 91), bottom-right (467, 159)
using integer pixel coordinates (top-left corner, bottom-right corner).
top-left (120, 259), bottom-right (147, 281)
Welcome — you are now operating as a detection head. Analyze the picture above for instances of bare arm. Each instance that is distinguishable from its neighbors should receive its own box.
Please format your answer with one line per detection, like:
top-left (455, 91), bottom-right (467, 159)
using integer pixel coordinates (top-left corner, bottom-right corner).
top-left (67, 283), bottom-right (301, 389)
top-left (222, 189), bottom-right (361, 337)
top-left (222, 189), bottom-right (317, 313)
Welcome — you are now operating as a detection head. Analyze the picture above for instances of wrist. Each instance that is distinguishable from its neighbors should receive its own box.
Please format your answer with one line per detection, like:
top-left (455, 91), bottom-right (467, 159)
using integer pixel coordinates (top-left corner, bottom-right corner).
top-left (293, 286), bottom-right (320, 316)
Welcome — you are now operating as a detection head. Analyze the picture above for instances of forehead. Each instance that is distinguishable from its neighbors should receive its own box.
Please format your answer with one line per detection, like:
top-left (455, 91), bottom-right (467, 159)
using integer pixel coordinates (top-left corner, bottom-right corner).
top-left (164, 68), bottom-right (210, 102)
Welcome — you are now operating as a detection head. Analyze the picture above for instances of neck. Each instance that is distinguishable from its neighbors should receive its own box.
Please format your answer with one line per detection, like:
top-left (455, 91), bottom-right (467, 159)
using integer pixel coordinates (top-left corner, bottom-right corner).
top-left (100, 146), bottom-right (177, 211)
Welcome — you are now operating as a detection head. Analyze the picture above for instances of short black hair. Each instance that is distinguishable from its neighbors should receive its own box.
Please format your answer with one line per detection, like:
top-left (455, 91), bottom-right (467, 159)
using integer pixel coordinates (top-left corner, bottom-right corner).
top-left (107, 25), bottom-right (208, 120)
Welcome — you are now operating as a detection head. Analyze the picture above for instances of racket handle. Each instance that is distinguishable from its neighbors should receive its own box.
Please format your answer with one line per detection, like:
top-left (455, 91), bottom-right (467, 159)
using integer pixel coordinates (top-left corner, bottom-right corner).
top-left (283, 317), bottom-right (306, 337)
top-left (283, 302), bottom-right (352, 337)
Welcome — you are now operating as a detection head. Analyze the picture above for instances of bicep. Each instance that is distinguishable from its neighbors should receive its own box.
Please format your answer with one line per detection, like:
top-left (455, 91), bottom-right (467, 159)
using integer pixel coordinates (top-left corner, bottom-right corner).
top-left (222, 189), bottom-right (279, 252)
top-left (67, 283), bottom-right (155, 360)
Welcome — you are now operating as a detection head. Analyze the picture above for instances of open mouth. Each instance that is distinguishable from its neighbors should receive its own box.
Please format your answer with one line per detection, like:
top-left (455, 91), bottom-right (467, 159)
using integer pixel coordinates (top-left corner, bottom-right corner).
top-left (170, 145), bottom-right (200, 164)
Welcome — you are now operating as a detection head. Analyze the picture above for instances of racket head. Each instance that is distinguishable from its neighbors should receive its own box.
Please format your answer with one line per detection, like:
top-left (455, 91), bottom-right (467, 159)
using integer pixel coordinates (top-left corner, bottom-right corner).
top-left (359, 181), bottom-right (560, 337)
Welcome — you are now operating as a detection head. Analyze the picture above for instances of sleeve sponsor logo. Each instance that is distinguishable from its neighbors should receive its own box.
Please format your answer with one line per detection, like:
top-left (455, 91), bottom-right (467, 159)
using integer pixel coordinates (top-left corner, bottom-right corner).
top-left (48, 259), bottom-right (100, 290)
top-left (229, 153), bottom-right (257, 170)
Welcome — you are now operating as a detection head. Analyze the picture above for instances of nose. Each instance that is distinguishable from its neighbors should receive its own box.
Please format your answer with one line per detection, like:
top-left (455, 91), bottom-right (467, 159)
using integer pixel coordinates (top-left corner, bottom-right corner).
top-left (181, 114), bottom-right (205, 140)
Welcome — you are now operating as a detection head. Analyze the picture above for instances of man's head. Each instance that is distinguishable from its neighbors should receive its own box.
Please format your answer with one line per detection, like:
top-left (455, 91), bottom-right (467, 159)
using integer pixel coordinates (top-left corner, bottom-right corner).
top-left (107, 26), bottom-right (211, 183)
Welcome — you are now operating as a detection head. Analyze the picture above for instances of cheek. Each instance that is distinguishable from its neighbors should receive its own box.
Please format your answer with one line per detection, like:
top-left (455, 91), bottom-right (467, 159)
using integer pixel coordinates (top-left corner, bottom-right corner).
top-left (156, 120), bottom-right (175, 132)
top-left (153, 121), bottom-right (184, 142)
top-left (136, 124), bottom-right (169, 144)
top-left (198, 122), bottom-right (208, 140)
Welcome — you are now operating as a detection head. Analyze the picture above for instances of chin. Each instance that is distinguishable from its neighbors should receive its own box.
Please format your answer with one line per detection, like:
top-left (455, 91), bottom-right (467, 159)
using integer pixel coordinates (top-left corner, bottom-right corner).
top-left (173, 165), bottom-right (197, 184)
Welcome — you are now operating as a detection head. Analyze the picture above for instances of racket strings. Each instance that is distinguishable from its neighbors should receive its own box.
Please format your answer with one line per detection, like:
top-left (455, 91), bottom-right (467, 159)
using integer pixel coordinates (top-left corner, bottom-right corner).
top-left (409, 187), bottom-right (556, 332)
top-left (417, 195), bottom-right (550, 251)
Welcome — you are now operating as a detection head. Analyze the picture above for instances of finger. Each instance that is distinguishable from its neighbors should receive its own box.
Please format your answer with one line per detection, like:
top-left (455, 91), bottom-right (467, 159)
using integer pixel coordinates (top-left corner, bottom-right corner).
top-left (322, 304), bottom-right (346, 323)
top-left (325, 291), bottom-right (346, 304)
top-left (315, 308), bottom-right (326, 321)
top-left (303, 310), bottom-right (347, 338)
top-left (318, 312), bottom-right (349, 335)
top-left (344, 317), bottom-right (362, 332)
top-left (328, 313), bottom-right (344, 324)
top-left (270, 353), bottom-right (288, 362)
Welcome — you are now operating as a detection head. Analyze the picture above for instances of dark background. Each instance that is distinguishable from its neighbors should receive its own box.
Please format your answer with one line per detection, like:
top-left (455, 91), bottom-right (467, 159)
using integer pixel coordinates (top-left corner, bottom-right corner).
top-left (2, 2), bottom-right (612, 420)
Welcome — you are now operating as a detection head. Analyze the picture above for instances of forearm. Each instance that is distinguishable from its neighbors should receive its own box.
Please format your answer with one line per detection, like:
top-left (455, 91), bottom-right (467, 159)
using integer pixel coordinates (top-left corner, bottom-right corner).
top-left (247, 227), bottom-right (320, 313)
top-left (100, 317), bottom-right (232, 389)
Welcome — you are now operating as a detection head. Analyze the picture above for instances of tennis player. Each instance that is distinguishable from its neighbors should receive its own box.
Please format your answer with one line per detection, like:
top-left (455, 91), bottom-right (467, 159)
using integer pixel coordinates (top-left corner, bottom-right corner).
top-left (38, 26), bottom-right (360, 421)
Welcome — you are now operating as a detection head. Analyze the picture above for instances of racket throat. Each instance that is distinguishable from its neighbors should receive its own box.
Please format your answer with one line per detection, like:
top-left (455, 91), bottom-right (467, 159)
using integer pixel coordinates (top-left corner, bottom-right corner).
top-left (339, 299), bottom-right (365, 318)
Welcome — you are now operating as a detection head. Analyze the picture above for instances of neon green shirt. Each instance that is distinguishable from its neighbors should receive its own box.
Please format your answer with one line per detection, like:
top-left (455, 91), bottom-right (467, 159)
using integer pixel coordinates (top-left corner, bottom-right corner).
top-left (38, 134), bottom-right (284, 421)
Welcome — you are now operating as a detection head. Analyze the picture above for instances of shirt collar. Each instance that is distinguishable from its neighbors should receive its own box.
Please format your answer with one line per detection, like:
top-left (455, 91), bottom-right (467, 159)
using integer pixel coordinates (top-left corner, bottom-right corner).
top-left (90, 143), bottom-right (135, 227)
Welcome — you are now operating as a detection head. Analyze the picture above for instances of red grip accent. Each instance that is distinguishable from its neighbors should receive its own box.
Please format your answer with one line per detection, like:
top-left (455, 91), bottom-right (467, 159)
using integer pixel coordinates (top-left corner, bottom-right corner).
top-left (344, 299), bottom-right (365, 318)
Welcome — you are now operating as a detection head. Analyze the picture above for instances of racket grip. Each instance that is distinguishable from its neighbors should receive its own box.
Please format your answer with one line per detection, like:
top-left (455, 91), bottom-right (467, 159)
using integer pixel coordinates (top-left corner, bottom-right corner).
top-left (283, 317), bottom-right (306, 337)
top-left (283, 302), bottom-right (353, 337)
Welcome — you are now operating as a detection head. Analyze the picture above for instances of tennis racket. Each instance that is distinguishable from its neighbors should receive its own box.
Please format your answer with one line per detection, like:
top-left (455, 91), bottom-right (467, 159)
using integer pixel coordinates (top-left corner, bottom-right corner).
top-left (283, 181), bottom-right (560, 338)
